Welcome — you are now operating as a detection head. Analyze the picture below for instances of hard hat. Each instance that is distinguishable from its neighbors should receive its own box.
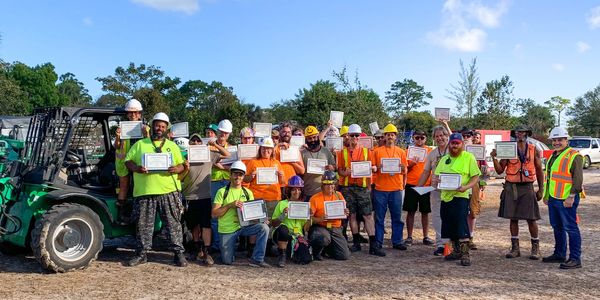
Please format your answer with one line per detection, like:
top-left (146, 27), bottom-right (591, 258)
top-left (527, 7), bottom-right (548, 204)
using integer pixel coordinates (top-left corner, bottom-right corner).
top-left (206, 124), bottom-right (218, 133)
top-left (124, 99), bottom-right (143, 112)
top-left (240, 127), bottom-right (255, 138)
top-left (217, 119), bottom-right (233, 133)
top-left (260, 137), bottom-right (275, 148)
top-left (304, 125), bottom-right (319, 137)
top-left (230, 161), bottom-right (247, 174)
top-left (348, 124), bottom-right (361, 135)
top-left (287, 175), bottom-right (304, 188)
top-left (339, 126), bottom-right (349, 136)
top-left (174, 137), bottom-right (189, 151)
top-left (322, 170), bottom-right (337, 185)
top-left (151, 112), bottom-right (170, 125)
top-left (383, 124), bottom-right (398, 134)
top-left (549, 127), bottom-right (569, 139)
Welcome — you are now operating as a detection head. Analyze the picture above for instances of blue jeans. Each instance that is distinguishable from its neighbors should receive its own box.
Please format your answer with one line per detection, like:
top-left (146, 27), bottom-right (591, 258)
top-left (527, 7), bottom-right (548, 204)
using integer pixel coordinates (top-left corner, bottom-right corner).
top-left (219, 223), bottom-right (269, 264)
top-left (373, 190), bottom-right (404, 246)
top-left (548, 195), bottom-right (581, 261)
top-left (210, 180), bottom-right (229, 250)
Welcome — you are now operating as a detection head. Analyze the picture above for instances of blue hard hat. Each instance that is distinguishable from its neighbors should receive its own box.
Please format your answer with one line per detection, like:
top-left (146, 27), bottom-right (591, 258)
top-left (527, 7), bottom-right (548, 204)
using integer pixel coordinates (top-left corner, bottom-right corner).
top-left (287, 175), bottom-right (304, 188)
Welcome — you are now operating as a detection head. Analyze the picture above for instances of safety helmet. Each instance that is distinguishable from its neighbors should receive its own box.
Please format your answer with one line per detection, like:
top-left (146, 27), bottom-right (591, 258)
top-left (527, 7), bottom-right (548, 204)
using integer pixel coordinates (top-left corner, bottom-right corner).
top-left (348, 124), bottom-right (361, 135)
top-left (174, 137), bottom-right (189, 151)
top-left (287, 175), bottom-right (304, 188)
top-left (217, 119), bottom-right (233, 133)
top-left (322, 170), bottom-right (337, 185)
top-left (339, 125), bottom-right (349, 136)
top-left (383, 124), bottom-right (398, 134)
top-left (240, 127), bottom-right (255, 138)
top-left (124, 99), bottom-right (143, 112)
top-left (151, 112), bottom-right (170, 125)
top-left (206, 124), bottom-right (218, 133)
top-left (304, 125), bottom-right (319, 137)
top-left (549, 127), bottom-right (569, 139)
top-left (260, 137), bottom-right (275, 148)
top-left (230, 161), bottom-right (247, 174)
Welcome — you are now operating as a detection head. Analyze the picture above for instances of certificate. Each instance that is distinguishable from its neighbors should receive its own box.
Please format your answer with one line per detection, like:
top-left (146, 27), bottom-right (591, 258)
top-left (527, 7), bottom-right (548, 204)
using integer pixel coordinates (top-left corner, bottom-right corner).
top-left (239, 200), bottom-right (267, 222)
top-left (253, 122), bottom-right (272, 137)
top-left (280, 146), bottom-right (300, 162)
top-left (120, 121), bottom-right (143, 139)
top-left (287, 201), bottom-right (310, 220)
top-left (238, 144), bottom-right (259, 160)
top-left (187, 145), bottom-right (210, 163)
top-left (170, 122), bottom-right (189, 138)
top-left (407, 146), bottom-right (427, 162)
top-left (412, 186), bottom-right (436, 195)
top-left (324, 200), bottom-right (347, 220)
top-left (330, 111), bottom-right (344, 128)
top-left (495, 142), bottom-right (518, 160)
top-left (351, 161), bottom-right (372, 178)
top-left (219, 146), bottom-right (238, 164)
top-left (369, 122), bottom-right (379, 135)
top-left (437, 173), bottom-right (462, 190)
top-left (326, 137), bottom-right (343, 151)
top-left (434, 108), bottom-right (450, 121)
top-left (466, 145), bottom-right (486, 160)
top-left (256, 167), bottom-right (278, 184)
top-left (201, 137), bottom-right (216, 145)
top-left (143, 153), bottom-right (172, 171)
top-left (306, 158), bottom-right (327, 174)
top-left (358, 137), bottom-right (373, 149)
top-left (381, 158), bottom-right (401, 174)
top-left (290, 136), bottom-right (305, 147)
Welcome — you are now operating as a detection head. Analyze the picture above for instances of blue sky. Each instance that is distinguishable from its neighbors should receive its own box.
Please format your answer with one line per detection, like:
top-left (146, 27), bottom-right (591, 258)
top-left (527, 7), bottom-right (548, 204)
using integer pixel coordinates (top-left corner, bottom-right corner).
top-left (1, 0), bottom-right (599, 121)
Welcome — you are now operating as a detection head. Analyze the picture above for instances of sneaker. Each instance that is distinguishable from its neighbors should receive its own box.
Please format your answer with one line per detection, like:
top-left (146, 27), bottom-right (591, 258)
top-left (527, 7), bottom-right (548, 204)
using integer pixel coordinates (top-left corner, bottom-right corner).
top-left (542, 254), bottom-right (566, 263)
top-left (559, 259), bottom-right (582, 269)
top-left (393, 243), bottom-right (407, 251)
top-left (404, 237), bottom-right (413, 246)
top-left (433, 246), bottom-right (445, 256)
top-left (423, 237), bottom-right (435, 246)
top-left (249, 259), bottom-right (271, 268)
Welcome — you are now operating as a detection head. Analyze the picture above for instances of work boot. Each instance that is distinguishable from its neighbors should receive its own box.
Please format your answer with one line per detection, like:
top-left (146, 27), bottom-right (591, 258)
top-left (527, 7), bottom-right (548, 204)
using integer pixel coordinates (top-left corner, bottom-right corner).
top-left (505, 238), bottom-right (521, 258)
top-left (468, 237), bottom-right (477, 250)
top-left (174, 252), bottom-right (188, 267)
top-left (350, 234), bottom-right (362, 252)
top-left (460, 241), bottom-right (471, 266)
top-left (369, 243), bottom-right (386, 257)
top-left (445, 241), bottom-right (462, 261)
top-left (277, 248), bottom-right (286, 268)
top-left (542, 253), bottom-right (566, 263)
top-left (530, 239), bottom-right (541, 260)
top-left (126, 252), bottom-right (147, 267)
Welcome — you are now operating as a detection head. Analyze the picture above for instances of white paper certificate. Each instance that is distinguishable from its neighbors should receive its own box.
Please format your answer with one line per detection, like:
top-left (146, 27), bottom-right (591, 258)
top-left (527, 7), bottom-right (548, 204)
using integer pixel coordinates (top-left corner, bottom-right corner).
top-left (407, 146), bottom-right (427, 162)
top-left (351, 161), bottom-right (372, 178)
top-left (412, 186), bottom-right (436, 195)
top-left (200, 137), bottom-right (217, 145)
top-left (220, 146), bottom-right (238, 164)
top-left (437, 173), bottom-right (462, 190)
top-left (253, 122), bottom-right (272, 137)
top-left (238, 144), bottom-right (259, 160)
top-left (241, 200), bottom-right (267, 221)
top-left (330, 111), bottom-right (344, 128)
top-left (466, 145), bottom-right (486, 160)
top-left (143, 153), bottom-right (172, 171)
top-left (306, 158), bottom-right (327, 175)
top-left (280, 146), bottom-right (300, 162)
top-left (290, 136), bottom-right (305, 147)
top-left (326, 137), bottom-right (343, 151)
top-left (434, 108), bottom-right (450, 121)
top-left (381, 158), bottom-right (401, 174)
top-left (187, 145), bottom-right (210, 163)
top-left (287, 201), bottom-right (310, 220)
top-left (495, 142), bottom-right (518, 160)
top-left (120, 121), bottom-right (143, 139)
top-left (358, 137), bottom-right (373, 149)
top-left (369, 122), bottom-right (380, 135)
top-left (256, 167), bottom-right (278, 184)
top-left (324, 200), bottom-right (347, 219)
top-left (170, 122), bottom-right (189, 138)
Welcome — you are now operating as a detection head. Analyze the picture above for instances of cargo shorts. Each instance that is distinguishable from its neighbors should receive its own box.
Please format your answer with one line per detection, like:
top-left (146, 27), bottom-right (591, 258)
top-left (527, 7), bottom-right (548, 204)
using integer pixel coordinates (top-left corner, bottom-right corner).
top-left (340, 186), bottom-right (372, 215)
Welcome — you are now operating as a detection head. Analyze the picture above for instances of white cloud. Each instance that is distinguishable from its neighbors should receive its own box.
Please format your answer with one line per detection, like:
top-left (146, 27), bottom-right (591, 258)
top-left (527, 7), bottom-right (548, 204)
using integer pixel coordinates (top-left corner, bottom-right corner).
top-left (82, 17), bottom-right (93, 26)
top-left (587, 6), bottom-right (600, 29)
top-left (577, 41), bottom-right (591, 53)
top-left (427, 0), bottom-right (510, 52)
top-left (131, 0), bottom-right (199, 14)
top-left (552, 63), bottom-right (565, 71)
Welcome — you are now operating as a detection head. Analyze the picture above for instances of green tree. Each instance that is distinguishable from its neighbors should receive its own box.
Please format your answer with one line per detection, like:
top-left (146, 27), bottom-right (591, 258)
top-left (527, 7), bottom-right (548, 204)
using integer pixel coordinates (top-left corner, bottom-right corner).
top-left (446, 58), bottom-right (480, 118)
top-left (96, 63), bottom-right (166, 99)
top-left (0, 74), bottom-right (29, 115)
top-left (396, 111), bottom-right (437, 142)
top-left (6, 62), bottom-right (64, 111)
top-left (516, 98), bottom-right (555, 137)
top-left (567, 84), bottom-right (600, 137)
top-left (385, 79), bottom-right (432, 118)
top-left (544, 96), bottom-right (570, 126)
top-left (57, 73), bottom-right (92, 107)
top-left (475, 75), bottom-right (516, 129)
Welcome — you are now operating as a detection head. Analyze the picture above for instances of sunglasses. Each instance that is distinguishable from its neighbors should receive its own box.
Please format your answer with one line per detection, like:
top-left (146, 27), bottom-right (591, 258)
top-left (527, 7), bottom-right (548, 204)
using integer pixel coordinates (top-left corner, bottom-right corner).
top-left (462, 134), bottom-right (472, 138)
top-left (349, 134), bottom-right (360, 138)
top-left (413, 136), bottom-right (426, 140)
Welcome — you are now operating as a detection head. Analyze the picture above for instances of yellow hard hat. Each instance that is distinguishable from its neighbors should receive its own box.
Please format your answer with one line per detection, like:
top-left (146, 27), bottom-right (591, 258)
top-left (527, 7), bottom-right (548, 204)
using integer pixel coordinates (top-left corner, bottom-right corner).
top-left (339, 125), bottom-right (349, 136)
top-left (383, 124), bottom-right (398, 134)
top-left (304, 125), bottom-right (319, 137)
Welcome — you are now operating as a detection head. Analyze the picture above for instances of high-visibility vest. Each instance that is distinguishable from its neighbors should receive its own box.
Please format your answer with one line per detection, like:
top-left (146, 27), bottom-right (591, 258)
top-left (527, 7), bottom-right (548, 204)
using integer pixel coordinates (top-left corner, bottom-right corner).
top-left (544, 147), bottom-right (579, 200)
top-left (342, 147), bottom-right (368, 187)
top-left (505, 143), bottom-right (536, 183)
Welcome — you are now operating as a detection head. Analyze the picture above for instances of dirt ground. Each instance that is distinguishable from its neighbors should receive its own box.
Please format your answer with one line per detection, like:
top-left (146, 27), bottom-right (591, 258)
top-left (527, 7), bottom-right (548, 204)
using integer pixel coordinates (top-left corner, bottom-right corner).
top-left (2, 168), bottom-right (600, 299)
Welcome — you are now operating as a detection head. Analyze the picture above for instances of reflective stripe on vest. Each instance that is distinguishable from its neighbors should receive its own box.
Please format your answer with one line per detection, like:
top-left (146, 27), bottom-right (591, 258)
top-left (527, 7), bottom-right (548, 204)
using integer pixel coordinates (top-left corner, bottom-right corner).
top-left (342, 147), bottom-right (368, 187)
top-left (544, 148), bottom-right (578, 200)
top-left (505, 143), bottom-right (536, 183)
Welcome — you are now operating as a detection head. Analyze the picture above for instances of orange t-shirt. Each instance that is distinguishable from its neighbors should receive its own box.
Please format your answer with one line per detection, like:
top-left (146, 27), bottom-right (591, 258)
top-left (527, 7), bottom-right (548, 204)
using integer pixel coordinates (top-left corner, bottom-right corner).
top-left (246, 158), bottom-right (282, 201)
top-left (309, 191), bottom-right (345, 228)
top-left (371, 145), bottom-right (408, 192)
top-left (336, 146), bottom-right (373, 187)
top-left (406, 146), bottom-right (432, 186)
top-left (274, 145), bottom-right (303, 187)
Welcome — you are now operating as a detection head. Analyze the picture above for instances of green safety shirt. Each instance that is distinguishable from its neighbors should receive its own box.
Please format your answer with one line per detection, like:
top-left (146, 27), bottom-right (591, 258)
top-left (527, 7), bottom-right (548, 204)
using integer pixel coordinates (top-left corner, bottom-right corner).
top-left (214, 186), bottom-right (254, 234)
top-left (434, 151), bottom-right (481, 202)
top-left (271, 199), bottom-right (307, 236)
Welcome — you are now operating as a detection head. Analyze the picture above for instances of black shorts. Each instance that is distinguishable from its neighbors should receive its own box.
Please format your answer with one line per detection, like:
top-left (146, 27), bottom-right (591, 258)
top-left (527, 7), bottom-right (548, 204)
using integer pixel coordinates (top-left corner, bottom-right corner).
top-left (184, 198), bottom-right (212, 229)
top-left (403, 184), bottom-right (431, 213)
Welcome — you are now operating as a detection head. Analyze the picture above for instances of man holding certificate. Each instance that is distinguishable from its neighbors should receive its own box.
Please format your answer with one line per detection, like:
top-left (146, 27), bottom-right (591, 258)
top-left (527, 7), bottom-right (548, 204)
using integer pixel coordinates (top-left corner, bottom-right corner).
top-left (275, 122), bottom-right (306, 193)
top-left (300, 126), bottom-right (337, 201)
top-left (244, 137), bottom-right (285, 217)
top-left (370, 124), bottom-right (409, 252)
top-left (491, 125), bottom-right (544, 260)
top-left (434, 133), bottom-right (481, 267)
top-left (210, 119), bottom-right (234, 250)
top-left (124, 112), bottom-right (187, 267)
top-left (337, 124), bottom-right (385, 257)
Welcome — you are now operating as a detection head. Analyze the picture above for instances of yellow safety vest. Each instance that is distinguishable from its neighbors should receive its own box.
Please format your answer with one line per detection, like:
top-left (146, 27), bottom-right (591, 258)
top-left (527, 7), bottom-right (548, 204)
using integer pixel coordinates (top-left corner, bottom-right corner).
top-left (342, 147), bottom-right (368, 187)
top-left (544, 147), bottom-right (579, 200)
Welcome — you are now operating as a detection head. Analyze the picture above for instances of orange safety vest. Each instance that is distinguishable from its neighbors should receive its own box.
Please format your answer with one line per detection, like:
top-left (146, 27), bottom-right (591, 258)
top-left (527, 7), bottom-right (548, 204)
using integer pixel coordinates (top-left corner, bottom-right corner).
top-left (505, 143), bottom-right (536, 183)
top-left (342, 147), bottom-right (369, 187)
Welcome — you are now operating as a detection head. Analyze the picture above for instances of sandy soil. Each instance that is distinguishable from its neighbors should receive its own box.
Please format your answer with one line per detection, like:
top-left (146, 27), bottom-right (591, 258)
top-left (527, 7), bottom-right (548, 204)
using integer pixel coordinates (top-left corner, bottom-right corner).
top-left (1, 167), bottom-right (600, 300)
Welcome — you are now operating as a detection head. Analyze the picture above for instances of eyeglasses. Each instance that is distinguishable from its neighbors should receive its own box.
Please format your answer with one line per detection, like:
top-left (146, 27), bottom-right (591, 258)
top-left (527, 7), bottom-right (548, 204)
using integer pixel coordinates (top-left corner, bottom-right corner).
top-left (413, 136), bottom-right (426, 140)
top-left (349, 134), bottom-right (360, 138)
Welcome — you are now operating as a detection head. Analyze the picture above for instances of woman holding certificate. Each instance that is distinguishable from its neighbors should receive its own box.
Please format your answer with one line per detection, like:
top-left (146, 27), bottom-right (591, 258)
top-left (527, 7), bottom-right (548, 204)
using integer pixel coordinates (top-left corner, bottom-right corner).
top-left (434, 133), bottom-right (481, 267)
top-left (244, 137), bottom-right (285, 217)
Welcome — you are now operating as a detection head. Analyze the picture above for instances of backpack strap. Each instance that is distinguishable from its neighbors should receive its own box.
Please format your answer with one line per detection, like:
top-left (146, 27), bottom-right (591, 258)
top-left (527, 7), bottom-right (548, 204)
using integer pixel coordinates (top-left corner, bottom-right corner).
top-left (224, 184), bottom-right (250, 200)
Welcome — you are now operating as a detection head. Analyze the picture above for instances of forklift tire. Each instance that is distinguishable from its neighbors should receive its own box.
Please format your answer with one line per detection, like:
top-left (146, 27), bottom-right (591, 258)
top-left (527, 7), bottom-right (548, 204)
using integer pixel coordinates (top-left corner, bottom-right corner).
top-left (31, 203), bottom-right (104, 273)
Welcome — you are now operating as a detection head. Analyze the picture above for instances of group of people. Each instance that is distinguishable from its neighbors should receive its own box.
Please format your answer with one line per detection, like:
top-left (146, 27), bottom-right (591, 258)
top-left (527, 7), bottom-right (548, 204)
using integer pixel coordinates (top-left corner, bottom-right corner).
top-left (114, 98), bottom-right (584, 270)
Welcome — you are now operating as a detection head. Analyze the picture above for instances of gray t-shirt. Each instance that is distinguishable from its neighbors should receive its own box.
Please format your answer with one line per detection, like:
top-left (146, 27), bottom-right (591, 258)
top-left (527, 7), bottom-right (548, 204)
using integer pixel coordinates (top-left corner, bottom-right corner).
top-left (301, 147), bottom-right (336, 198)
top-left (182, 153), bottom-right (221, 201)
top-left (423, 145), bottom-right (448, 183)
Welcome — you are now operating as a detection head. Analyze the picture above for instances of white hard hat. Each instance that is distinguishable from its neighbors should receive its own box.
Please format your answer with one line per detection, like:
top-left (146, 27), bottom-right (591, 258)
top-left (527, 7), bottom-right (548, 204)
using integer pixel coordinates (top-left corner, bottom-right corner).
top-left (174, 137), bottom-right (189, 151)
top-left (218, 119), bottom-right (233, 133)
top-left (152, 112), bottom-right (170, 125)
top-left (549, 127), bottom-right (569, 139)
top-left (230, 161), bottom-right (247, 174)
top-left (348, 124), bottom-right (362, 135)
top-left (124, 99), bottom-right (143, 112)
top-left (260, 137), bottom-right (275, 148)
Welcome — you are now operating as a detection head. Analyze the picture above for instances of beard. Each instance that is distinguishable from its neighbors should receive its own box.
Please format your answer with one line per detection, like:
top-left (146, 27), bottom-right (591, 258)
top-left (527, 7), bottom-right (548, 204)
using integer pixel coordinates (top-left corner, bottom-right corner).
top-left (307, 140), bottom-right (320, 150)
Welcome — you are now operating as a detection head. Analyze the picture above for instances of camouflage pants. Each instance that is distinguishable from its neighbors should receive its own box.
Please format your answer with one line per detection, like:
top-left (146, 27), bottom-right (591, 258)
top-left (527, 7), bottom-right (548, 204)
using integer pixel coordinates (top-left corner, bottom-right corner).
top-left (132, 191), bottom-right (184, 253)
